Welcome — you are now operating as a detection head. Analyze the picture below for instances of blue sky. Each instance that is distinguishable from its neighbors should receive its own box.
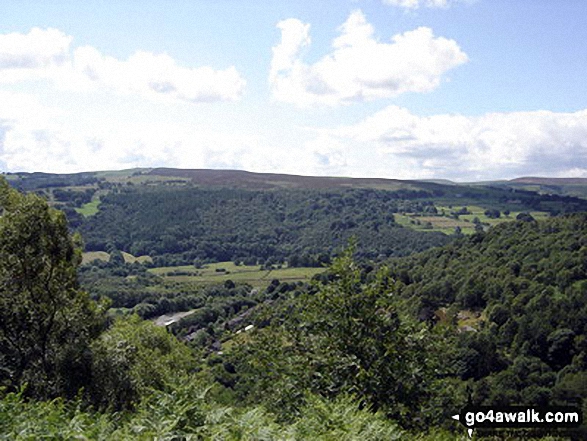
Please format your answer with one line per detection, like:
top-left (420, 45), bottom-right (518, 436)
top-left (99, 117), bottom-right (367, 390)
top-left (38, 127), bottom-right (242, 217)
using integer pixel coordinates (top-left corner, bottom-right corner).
top-left (1, 0), bottom-right (586, 180)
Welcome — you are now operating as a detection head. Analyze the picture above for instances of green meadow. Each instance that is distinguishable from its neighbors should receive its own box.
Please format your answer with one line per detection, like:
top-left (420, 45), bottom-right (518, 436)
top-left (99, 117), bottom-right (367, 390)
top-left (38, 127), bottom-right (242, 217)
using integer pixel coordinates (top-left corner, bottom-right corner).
top-left (395, 205), bottom-right (550, 235)
top-left (149, 261), bottom-right (324, 288)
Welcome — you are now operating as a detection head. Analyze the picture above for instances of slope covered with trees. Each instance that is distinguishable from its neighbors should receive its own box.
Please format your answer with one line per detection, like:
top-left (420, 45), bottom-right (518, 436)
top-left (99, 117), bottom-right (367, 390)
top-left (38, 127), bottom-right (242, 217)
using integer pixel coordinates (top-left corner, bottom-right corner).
top-left (8, 168), bottom-right (587, 268)
top-left (385, 214), bottom-right (587, 412)
top-left (196, 215), bottom-right (587, 438)
top-left (2, 175), bottom-right (586, 439)
top-left (79, 186), bottom-right (453, 265)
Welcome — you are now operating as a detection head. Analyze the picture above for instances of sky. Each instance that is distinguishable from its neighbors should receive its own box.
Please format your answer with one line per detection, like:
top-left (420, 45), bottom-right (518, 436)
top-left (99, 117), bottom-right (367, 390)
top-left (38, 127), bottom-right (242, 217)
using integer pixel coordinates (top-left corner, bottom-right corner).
top-left (1, 0), bottom-right (586, 181)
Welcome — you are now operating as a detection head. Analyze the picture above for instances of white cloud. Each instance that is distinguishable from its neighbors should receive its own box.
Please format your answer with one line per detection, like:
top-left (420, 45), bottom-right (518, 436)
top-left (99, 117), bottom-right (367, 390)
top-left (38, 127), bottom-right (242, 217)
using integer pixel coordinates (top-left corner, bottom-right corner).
top-left (270, 10), bottom-right (467, 106)
top-left (72, 47), bottom-right (245, 103)
top-left (0, 27), bottom-right (71, 70)
top-left (383, 0), bottom-right (461, 10)
top-left (2, 90), bottom-right (586, 180)
top-left (0, 28), bottom-right (71, 83)
top-left (270, 19), bottom-right (311, 75)
top-left (303, 106), bottom-right (587, 180)
top-left (0, 28), bottom-right (246, 103)
top-left (0, 89), bottom-right (283, 174)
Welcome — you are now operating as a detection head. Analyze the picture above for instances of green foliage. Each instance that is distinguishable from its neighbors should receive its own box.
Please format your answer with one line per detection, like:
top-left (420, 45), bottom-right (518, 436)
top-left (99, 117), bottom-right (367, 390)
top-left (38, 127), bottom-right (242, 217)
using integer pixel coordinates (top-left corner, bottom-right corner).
top-left (389, 213), bottom-right (587, 410)
top-left (291, 394), bottom-right (404, 440)
top-left (298, 247), bottom-right (435, 420)
top-left (0, 390), bottom-right (115, 440)
top-left (2, 371), bottom-right (548, 440)
top-left (90, 315), bottom-right (195, 409)
top-left (0, 383), bottom-right (409, 440)
top-left (227, 246), bottom-right (444, 428)
top-left (79, 186), bottom-right (452, 264)
top-left (484, 208), bottom-right (501, 219)
top-left (0, 177), bottom-right (105, 399)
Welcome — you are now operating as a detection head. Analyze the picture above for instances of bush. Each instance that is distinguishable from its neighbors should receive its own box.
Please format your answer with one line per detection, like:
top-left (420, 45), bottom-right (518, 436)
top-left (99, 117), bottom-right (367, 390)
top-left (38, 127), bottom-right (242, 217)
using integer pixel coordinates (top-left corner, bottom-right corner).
top-left (89, 316), bottom-right (195, 409)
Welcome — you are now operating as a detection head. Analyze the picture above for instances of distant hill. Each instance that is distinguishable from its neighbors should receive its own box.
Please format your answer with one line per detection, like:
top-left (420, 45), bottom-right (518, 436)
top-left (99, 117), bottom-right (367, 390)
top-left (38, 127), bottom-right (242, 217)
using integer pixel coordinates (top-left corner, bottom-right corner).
top-left (6, 167), bottom-right (587, 195)
top-left (147, 168), bottom-right (417, 191)
top-left (5, 168), bottom-right (587, 266)
top-left (491, 176), bottom-right (587, 199)
top-left (510, 177), bottom-right (587, 185)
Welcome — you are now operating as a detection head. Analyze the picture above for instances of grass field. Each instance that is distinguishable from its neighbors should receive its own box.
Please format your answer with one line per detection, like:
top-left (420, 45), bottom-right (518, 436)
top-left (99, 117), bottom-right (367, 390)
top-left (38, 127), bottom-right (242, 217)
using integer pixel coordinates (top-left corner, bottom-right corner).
top-left (121, 252), bottom-right (153, 264)
top-left (396, 205), bottom-right (550, 235)
top-left (437, 205), bottom-right (549, 224)
top-left (395, 213), bottom-right (473, 234)
top-left (81, 251), bottom-right (152, 265)
top-left (81, 251), bottom-right (110, 265)
top-left (75, 199), bottom-right (100, 216)
top-left (149, 261), bottom-right (324, 288)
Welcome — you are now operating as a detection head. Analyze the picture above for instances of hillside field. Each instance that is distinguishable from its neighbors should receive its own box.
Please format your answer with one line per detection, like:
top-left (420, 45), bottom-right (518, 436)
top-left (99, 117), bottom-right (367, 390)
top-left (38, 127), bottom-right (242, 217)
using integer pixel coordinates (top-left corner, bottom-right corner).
top-left (149, 261), bottom-right (324, 288)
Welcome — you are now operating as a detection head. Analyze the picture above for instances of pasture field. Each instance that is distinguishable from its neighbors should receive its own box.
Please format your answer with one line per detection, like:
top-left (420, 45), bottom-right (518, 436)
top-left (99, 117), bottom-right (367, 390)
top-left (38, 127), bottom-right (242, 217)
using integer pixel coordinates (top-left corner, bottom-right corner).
top-left (75, 199), bottom-right (100, 216)
top-left (396, 205), bottom-right (550, 235)
top-left (438, 205), bottom-right (549, 225)
top-left (394, 213), bottom-right (473, 234)
top-left (74, 189), bottom-right (111, 217)
top-left (149, 261), bottom-right (324, 288)
top-left (121, 251), bottom-right (153, 264)
top-left (81, 251), bottom-right (110, 265)
top-left (81, 251), bottom-right (152, 265)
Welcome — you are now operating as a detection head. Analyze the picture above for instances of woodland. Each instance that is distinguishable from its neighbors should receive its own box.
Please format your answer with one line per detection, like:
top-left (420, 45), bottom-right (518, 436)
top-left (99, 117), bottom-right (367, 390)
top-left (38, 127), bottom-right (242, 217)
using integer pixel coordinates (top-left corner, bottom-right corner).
top-left (1, 172), bottom-right (586, 440)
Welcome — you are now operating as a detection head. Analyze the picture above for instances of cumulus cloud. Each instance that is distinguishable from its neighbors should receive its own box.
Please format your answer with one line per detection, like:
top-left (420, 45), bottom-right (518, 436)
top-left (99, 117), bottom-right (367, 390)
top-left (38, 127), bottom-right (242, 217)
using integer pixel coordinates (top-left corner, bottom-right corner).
top-left (72, 47), bottom-right (245, 103)
top-left (2, 90), bottom-right (586, 181)
top-left (270, 10), bottom-right (467, 106)
top-left (0, 28), bottom-right (71, 83)
top-left (0, 27), bottom-right (70, 69)
top-left (383, 0), bottom-right (461, 10)
top-left (0, 28), bottom-right (245, 103)
top-left (0, 89), bottom-right (283, 173)
top-left (303, 106), bottom-right (587, 180)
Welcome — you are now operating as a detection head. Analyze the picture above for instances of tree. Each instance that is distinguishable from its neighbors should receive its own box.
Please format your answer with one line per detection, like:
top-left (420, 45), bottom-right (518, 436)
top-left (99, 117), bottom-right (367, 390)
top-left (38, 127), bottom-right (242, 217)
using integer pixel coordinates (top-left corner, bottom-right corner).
top-left (0, 178), bottom-right (105, 399)
top-left (516, 212), bottom-right (535, 222)
top-left (301, 247), bottom-right (433, 418)
top-left (230, 244), bottom-right (442, 427)
top-left (484, 209), bottom-right (501, 219)
top-left (90, 315), bottom-right (195, 409)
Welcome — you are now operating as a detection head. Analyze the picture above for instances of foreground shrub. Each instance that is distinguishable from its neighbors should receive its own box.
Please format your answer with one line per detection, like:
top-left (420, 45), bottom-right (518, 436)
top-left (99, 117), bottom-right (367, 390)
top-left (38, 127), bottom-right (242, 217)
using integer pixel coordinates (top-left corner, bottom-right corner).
top-left (90, 315), bottom-right (196, 409)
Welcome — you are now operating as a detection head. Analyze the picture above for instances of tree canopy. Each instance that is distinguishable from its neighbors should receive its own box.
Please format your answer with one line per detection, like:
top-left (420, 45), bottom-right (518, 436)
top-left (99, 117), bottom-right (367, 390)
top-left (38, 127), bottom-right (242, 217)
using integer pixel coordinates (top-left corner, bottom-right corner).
top-left (0, 177), bottom-right (104, 399)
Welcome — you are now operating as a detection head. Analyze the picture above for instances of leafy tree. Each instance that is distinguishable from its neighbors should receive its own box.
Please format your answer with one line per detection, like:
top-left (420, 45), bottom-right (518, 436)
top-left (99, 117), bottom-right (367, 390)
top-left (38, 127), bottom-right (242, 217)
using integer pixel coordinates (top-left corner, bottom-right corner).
top-left (230, 245), bottom-right (442, 428)
top-left (90, 315), bottom-right (195, 409)
top-left (0, 178), bottom-right (105, 399)
top-left (516, 212), bottom-right (535, 222)
top-left (484, 209), bottom-right (501, 219)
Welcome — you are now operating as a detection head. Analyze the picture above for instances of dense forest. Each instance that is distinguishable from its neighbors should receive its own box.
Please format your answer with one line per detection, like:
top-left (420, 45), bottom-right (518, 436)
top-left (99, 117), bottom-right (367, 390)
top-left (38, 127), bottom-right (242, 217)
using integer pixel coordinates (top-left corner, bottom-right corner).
top-left (184, 216), bottom-right (587, 437)
top-left (7, 168), bottom-right (587, 267)
top-left (79, 186), bottom-right (454, 265)
top-left (77, 182), bottom-right (587, 266)
top-left (386, 215), bottom-right (587, 412)
top-left (1, 174), bottom-right (586, 439)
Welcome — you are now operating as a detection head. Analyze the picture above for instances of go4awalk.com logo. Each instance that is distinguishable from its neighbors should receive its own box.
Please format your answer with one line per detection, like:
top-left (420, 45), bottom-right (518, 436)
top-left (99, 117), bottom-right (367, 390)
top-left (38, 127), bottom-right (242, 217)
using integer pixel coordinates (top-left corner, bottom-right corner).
top-left (452, 406), bottom-right (582, 438)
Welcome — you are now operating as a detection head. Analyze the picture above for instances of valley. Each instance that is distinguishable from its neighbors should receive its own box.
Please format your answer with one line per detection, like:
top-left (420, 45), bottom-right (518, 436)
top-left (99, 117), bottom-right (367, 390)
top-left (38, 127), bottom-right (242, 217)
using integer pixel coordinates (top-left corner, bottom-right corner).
top-left (2, 169), bottom-right (587, 439)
